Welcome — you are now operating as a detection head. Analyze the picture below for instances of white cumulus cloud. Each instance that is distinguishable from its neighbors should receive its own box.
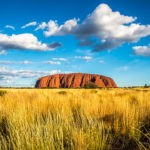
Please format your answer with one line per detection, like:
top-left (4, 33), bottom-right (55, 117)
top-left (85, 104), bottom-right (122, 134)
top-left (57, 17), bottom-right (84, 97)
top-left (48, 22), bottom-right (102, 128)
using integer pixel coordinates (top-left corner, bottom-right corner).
top-left (37, 19), bottom-right (78, 37)
top-left (40, 3), bottom-right (150, 52)
top-left (133, 45), bottom-right (150, 56)
top-left (0, 33), bottom-right (61, 51)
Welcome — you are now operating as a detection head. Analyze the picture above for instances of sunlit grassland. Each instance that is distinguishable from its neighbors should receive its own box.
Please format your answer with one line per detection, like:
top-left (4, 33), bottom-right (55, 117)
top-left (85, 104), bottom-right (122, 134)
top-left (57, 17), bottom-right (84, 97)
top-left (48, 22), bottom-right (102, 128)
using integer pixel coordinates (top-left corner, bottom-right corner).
top-left (0, 88), bottom-right (150, 150)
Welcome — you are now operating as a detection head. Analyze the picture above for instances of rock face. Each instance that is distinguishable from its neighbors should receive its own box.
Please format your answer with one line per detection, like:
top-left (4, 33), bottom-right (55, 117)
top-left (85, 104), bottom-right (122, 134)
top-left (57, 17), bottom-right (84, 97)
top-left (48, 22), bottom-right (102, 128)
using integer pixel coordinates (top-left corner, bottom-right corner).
top-left (35, 73), bottom-right (117, 88)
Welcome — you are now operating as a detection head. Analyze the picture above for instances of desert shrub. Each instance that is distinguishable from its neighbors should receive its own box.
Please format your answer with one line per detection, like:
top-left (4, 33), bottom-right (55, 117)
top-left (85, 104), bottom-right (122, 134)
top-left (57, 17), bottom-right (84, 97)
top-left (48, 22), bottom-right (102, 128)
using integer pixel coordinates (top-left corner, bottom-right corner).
top-left (57, 91), bottom-right (67, 95)
top-left (84, 82), bottom-right (98, 89)
top-left (0, 90), bottom-right (7, 97)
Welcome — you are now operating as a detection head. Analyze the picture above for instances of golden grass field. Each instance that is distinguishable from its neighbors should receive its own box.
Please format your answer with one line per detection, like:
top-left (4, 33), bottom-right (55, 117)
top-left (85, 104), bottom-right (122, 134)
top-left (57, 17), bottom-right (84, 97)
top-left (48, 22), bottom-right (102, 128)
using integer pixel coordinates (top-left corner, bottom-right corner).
top-left (0, 88), bottom-right (150, 150)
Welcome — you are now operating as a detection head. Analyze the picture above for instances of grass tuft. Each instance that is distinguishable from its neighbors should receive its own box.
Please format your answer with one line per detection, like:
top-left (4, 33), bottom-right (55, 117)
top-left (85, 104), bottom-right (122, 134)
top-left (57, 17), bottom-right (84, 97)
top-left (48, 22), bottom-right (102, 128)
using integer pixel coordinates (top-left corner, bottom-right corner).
top-left (57, 91), bottom-right (67, 95)
top-left (0, 90), bottom-right (7, 97)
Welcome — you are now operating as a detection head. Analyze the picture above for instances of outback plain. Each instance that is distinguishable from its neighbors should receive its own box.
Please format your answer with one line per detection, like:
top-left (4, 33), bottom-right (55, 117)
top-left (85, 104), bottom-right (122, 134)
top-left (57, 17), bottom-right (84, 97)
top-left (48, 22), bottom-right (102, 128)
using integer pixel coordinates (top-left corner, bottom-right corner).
top-left (0, 88), bottom-right (149, 150)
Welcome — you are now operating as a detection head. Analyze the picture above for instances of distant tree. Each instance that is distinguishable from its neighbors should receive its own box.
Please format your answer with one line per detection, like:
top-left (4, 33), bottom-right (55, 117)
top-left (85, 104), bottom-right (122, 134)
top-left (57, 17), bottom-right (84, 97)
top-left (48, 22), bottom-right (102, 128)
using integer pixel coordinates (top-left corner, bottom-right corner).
top-left (144, 84), bottom-right (148, 88)
top-left (84, 82), bottom-right (98, 89)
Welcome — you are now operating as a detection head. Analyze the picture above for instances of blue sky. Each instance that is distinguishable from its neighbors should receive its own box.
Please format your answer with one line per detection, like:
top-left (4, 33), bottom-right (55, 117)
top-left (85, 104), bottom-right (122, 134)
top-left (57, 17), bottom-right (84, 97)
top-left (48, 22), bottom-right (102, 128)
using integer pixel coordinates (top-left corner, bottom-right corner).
top-left (0, 0), bottom-right (150, 87)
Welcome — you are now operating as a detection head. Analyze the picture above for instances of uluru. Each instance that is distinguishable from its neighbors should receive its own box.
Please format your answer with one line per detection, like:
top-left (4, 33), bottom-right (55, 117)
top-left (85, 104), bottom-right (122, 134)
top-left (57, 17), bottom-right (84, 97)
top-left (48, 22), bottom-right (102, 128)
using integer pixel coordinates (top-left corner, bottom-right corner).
top-left (35, 73), bottom-right (117, 88)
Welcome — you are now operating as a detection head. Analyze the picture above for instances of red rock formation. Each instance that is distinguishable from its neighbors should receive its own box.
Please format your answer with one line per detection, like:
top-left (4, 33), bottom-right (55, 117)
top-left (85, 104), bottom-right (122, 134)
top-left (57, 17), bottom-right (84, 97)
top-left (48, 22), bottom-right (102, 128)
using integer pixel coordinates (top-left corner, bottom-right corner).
top-left (35, 73), bottom-right (117, 88)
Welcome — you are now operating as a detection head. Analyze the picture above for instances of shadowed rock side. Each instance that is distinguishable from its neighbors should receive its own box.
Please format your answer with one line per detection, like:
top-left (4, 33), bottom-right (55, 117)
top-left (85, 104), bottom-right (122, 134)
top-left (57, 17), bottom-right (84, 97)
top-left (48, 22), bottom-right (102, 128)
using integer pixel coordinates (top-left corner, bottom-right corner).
top-left (35, 73), bottom-right (117, 88)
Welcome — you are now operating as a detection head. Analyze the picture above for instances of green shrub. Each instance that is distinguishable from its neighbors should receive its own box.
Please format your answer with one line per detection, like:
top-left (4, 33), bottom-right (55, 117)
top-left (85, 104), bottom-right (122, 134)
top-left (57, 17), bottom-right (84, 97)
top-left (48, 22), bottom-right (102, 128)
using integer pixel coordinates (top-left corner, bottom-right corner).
top-left (84, 82), bottom-right (98, 89)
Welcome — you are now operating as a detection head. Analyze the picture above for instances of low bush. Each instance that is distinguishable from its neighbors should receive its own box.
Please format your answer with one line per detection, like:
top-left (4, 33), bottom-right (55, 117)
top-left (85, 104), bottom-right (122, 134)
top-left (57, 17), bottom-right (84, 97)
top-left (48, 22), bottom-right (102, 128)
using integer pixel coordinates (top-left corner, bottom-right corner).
top-left (84, 82), bottom-right (98, 89)
top-left (57, 91), bottom-right (67, 95)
